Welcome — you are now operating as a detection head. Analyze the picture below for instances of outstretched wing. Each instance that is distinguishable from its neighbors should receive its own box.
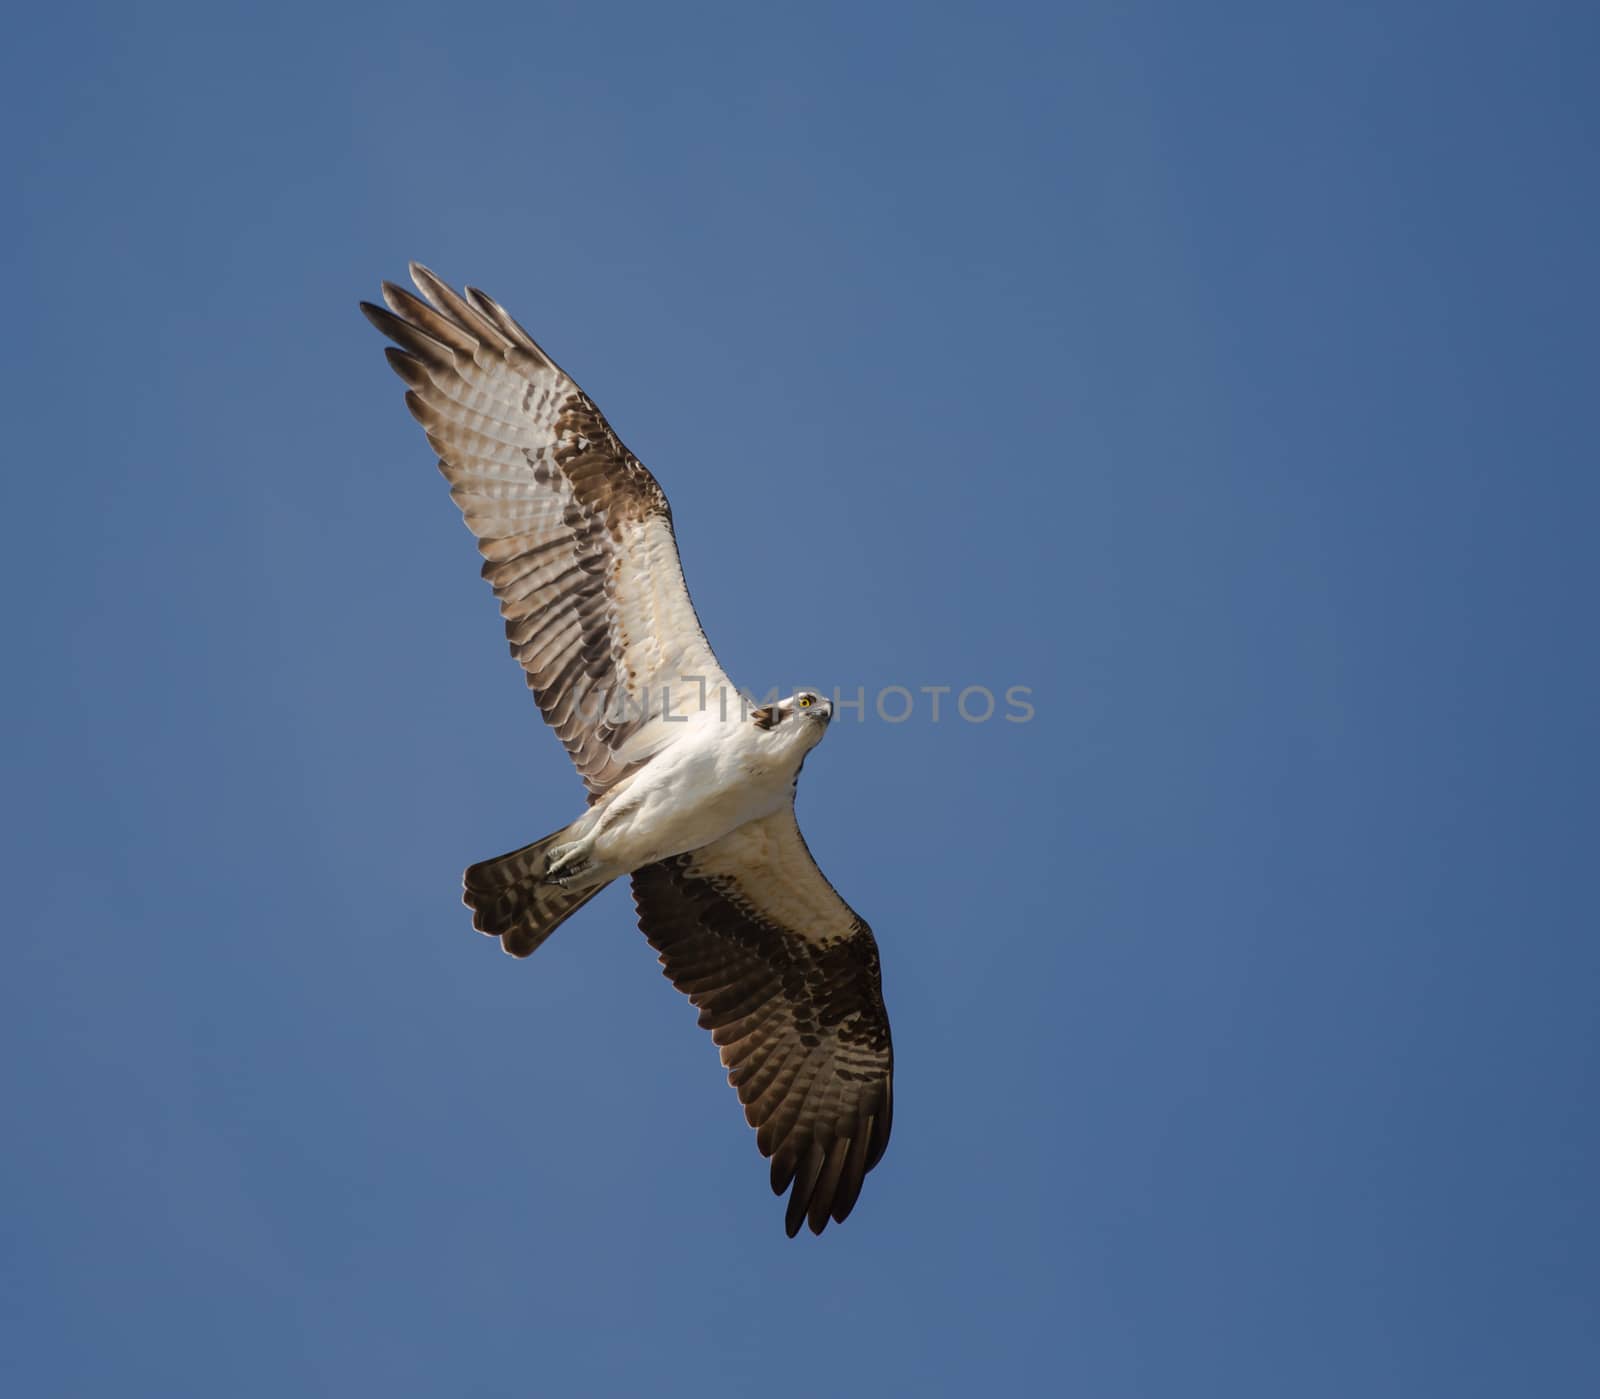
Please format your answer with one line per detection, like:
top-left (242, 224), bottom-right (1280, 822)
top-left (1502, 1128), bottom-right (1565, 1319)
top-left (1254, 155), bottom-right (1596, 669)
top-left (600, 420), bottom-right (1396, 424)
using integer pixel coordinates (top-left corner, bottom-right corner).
top-left (631, 809), bottom-right (894, 1236)
top-left (362, 264), bottom-right (734, 797)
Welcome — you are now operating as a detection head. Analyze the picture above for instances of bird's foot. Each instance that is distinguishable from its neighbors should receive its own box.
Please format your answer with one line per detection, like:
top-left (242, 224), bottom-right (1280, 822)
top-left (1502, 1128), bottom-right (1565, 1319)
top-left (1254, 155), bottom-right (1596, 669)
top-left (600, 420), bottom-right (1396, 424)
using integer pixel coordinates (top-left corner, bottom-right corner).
top-left (543, 838), bottom-right (595, 886)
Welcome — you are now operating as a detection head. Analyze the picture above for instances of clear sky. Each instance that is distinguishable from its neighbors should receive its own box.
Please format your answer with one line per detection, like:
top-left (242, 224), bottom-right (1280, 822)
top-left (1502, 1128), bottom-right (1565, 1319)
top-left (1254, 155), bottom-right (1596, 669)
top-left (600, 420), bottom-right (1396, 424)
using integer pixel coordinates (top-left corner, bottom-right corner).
top-left (5, 2), bottom-right (1597, 1395)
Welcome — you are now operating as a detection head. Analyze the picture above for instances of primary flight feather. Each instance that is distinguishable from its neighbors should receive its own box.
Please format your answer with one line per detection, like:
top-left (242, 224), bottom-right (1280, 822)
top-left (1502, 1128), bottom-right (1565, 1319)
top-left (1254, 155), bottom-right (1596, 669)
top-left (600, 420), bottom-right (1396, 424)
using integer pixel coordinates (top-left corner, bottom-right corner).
top-left (361, 265), bottom-right (893, 1236)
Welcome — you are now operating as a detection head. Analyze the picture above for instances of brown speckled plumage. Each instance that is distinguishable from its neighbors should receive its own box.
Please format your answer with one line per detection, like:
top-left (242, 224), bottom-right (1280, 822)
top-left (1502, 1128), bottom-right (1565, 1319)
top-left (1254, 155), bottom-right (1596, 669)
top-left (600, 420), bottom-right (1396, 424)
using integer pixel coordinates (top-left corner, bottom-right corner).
top-left (363, 266), bottom-right (894, 1236)
top-left (633, 812), bottom-right (894, 1236)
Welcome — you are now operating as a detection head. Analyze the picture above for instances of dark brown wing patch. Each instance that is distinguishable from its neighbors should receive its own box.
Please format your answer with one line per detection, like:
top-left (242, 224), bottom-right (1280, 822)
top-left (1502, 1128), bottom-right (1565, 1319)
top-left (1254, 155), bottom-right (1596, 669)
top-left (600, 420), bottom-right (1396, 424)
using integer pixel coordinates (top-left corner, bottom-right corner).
top-left (630, 811), bottom-right (894, 1236)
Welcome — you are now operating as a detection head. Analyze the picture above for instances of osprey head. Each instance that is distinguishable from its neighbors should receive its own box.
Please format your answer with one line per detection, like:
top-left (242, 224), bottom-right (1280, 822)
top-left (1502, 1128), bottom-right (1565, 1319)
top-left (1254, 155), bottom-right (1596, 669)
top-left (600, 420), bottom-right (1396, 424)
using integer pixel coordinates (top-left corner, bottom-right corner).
top-left (750, 689), bottom-right (833, 744)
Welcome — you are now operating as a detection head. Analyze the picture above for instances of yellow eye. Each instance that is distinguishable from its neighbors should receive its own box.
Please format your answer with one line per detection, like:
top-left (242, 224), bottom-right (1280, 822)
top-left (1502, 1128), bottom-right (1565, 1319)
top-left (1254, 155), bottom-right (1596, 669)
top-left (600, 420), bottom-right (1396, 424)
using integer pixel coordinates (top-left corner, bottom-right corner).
top-left (797, 694), bottom-right (814, 709)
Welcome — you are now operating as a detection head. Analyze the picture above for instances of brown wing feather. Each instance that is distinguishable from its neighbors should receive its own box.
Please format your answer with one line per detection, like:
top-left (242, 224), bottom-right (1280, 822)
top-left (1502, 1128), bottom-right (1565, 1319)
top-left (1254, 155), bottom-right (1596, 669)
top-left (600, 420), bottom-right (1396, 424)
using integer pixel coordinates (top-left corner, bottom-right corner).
top-left (361, 264), bottom-right (734, 796)
top-left (630, 809), bottom-right (894, 1236)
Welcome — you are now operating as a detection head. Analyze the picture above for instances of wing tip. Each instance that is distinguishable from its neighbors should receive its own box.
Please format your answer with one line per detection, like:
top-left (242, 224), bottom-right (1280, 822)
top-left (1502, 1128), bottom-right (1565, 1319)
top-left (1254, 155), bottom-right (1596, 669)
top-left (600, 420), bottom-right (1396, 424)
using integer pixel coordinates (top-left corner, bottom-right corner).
top-left (357, 298), bottom-right (391, 333)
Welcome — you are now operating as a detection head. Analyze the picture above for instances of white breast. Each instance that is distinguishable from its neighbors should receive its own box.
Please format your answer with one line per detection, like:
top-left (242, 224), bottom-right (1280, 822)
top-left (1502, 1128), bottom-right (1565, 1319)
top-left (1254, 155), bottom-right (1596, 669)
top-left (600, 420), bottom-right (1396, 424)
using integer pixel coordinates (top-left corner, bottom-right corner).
top-left (585, 717), bottom-right (799, 871)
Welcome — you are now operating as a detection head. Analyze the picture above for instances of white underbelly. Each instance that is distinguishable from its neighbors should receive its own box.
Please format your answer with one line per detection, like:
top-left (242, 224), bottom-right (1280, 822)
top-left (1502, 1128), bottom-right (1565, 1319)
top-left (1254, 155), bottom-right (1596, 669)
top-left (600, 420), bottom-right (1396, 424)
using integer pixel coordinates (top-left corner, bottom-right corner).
top-left (585, 730), bottom-right (792, 871)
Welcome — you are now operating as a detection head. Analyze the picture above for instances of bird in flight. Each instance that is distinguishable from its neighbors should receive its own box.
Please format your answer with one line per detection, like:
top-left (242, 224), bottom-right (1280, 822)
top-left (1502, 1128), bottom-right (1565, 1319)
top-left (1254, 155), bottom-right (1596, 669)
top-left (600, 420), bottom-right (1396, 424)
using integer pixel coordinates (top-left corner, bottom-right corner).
top-left (361, 266), bottom-right (893, 1236)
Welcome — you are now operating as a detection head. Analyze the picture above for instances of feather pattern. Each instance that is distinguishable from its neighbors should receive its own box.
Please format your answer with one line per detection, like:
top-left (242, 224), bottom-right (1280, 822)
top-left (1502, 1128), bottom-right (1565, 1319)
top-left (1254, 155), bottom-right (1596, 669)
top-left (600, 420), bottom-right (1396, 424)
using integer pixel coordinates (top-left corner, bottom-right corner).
top-left (361, 264), bottom-right (733, 796)
top-left (631, 809), bottom-right (894, 1236)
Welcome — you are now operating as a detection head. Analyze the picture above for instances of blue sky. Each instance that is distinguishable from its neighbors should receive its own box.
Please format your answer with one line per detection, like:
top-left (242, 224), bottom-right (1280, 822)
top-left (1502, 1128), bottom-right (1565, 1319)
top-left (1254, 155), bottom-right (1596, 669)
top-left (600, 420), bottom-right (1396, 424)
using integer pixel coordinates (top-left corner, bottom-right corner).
top-left (5, 2), bottom-right (1597, 1395)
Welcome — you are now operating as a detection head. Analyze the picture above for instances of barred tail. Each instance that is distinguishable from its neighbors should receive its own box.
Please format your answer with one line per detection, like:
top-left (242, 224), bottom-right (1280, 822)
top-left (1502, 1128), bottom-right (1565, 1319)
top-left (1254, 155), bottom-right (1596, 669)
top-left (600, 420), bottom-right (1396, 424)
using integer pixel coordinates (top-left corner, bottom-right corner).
top-left (463, 827), bottom-right (612, 958)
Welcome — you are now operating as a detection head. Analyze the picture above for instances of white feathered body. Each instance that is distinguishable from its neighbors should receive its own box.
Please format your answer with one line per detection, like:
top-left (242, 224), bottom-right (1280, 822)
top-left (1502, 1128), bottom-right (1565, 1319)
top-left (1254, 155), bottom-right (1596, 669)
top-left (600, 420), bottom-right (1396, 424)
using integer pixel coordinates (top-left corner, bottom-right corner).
top-left (574, 706), bottom-right (824, 880)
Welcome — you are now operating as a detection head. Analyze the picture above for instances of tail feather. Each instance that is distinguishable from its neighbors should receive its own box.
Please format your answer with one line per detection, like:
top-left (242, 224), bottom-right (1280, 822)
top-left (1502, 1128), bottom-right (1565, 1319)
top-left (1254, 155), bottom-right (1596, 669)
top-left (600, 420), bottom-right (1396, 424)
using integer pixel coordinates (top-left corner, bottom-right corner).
top-left (463, 827), bottom-right (611, 957)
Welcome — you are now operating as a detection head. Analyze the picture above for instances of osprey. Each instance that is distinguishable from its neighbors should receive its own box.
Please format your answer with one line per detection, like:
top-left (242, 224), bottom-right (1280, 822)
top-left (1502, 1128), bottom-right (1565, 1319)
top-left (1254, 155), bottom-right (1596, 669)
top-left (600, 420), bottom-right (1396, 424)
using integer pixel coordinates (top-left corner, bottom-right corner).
top-left (361, 266), bottom-right (893, 1236)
